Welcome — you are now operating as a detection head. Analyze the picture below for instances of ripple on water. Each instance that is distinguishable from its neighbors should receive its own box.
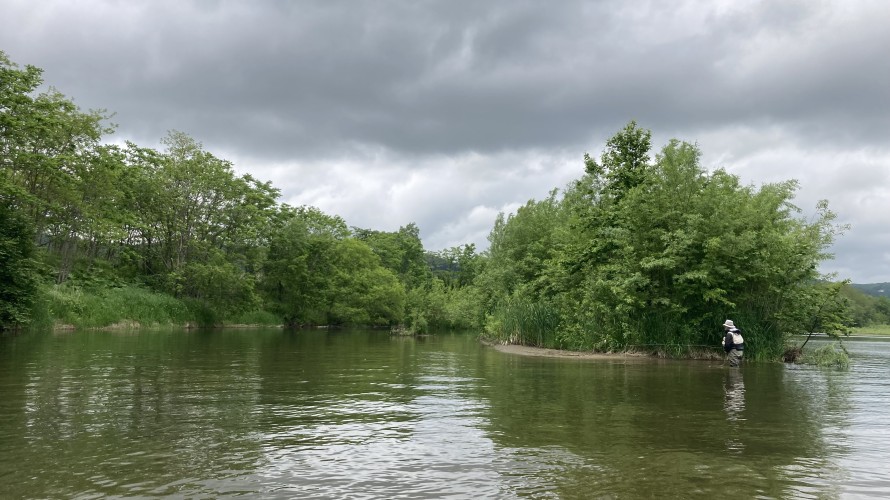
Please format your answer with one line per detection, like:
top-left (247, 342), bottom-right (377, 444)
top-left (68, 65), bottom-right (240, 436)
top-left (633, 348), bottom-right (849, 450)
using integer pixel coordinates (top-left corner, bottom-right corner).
top-left (5, 331), bottom-right (890, 498)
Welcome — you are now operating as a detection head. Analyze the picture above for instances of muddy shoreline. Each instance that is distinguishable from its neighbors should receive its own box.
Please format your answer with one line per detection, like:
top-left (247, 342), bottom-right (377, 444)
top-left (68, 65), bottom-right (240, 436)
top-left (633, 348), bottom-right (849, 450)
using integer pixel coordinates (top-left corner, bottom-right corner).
top-left (486, 341), bottom-right (653, 361)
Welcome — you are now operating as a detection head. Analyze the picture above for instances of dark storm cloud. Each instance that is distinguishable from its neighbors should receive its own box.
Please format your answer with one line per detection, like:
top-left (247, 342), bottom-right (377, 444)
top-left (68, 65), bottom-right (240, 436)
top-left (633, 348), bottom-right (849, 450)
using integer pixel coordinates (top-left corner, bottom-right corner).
top-left (2, 0), bottom-right (889, 281)
top-left (6, 0), bottom-right (887, 159)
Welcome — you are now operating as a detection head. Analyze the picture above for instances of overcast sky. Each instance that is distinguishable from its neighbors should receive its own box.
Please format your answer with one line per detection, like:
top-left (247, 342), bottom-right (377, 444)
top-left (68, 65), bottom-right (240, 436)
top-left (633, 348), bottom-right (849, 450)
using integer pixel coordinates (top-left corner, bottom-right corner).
top-left (2, 0), bottom-right (888, 282)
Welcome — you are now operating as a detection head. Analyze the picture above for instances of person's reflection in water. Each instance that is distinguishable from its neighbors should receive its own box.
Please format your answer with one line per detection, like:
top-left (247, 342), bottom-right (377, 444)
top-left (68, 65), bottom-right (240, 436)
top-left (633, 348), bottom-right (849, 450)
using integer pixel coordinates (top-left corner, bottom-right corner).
top-left (723, 368), bottom-right (746, 452)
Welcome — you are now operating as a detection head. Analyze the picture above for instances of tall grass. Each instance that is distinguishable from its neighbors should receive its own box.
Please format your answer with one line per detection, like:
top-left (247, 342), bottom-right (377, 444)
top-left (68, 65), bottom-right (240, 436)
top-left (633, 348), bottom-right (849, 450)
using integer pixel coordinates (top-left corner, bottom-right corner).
top-left (42, 284), bottom-right (283, 329)
top-left (800, 342), bottom-right (850, 370)
top-left (723, 317), bottom-right (782, 362)
top-left (45, 284), bottom-right (192, 329)
top-left (626, 313), bottom-right (700, 357)
top-left (485, 299), bottom-right (562, 348)
top-left (227, 309), bottom-right (281, 326)
top-left (850, 324), bottom-right (890, 336)
top-left (571, 311), bottom-right (785, 360)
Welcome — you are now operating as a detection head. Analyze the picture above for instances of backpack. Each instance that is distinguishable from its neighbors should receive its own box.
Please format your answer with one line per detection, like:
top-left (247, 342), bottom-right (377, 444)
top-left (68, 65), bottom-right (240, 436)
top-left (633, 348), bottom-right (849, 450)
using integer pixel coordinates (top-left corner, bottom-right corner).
top-left (730, 329), bottom-right (744, 345)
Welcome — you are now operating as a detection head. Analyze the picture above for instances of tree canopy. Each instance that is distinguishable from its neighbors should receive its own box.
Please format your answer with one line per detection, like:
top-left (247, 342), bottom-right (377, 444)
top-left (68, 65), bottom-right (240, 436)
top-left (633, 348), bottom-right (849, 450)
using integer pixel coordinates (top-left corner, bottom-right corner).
top-left (0, 52), bottom-right (856, 360)
top-left (476, 122), bottom-right (848, 360)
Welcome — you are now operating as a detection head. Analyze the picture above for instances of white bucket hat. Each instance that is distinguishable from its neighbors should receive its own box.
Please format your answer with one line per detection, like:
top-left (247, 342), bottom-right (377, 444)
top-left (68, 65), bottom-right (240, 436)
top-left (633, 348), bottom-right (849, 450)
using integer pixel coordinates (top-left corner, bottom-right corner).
top-left (722, 319), bottom-right (735, 328)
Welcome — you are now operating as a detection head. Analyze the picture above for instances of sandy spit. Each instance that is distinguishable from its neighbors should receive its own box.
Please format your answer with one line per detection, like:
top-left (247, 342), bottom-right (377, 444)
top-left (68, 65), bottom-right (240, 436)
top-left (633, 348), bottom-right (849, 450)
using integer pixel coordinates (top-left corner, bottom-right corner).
top-left (485, 342), bottom-right (653, 361)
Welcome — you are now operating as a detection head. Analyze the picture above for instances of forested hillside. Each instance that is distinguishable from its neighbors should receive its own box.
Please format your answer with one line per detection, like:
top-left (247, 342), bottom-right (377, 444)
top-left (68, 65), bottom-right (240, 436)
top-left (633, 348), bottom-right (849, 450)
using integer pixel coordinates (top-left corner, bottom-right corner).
top-left (843, 284), bottom-right (890, 326)
top-left (852, 283), bottom-right (890, 298)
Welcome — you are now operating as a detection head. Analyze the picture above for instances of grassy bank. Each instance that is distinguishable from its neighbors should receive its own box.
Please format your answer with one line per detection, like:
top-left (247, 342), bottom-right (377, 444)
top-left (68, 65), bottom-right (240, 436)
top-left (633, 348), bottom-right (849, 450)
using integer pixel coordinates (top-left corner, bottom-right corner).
top-left (33, 284), bottom-right (280, 330)
top-left (850, 325), bottom-right (890, 336)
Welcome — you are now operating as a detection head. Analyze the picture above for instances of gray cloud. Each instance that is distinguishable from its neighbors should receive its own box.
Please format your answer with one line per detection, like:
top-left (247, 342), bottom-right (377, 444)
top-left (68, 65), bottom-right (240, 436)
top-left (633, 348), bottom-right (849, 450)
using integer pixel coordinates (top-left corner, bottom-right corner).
top-left (2, 0), bottom-right (888, 281)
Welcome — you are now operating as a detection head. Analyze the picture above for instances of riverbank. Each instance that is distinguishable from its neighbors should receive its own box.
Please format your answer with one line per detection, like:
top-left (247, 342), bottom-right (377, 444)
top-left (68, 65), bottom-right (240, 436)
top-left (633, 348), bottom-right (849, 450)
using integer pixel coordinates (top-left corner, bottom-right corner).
top-left (484, 340), bottom-right (725, 362)
top-left (33, 284), bottom-right (282, 331)
top-left (50, 321), bottom-right (284, 332)
top-left (850, 325), bottom-right (890, 336)
top-left (489, 343), bottom-right (648, 360)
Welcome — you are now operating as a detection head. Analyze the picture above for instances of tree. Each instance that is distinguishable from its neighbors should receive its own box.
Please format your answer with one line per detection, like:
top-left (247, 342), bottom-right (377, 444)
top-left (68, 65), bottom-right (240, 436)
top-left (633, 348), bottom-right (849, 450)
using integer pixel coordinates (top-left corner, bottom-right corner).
top-left (427, 243), bottom-right (479, 289)
top-left (1, 51), bottom-right (113, 283)
top-left (480, 123), bottom-right (847, 359)
top-left (585, 120), bottom-right (652, 198)
top-left (118, 133), bottom-right (279, 309)
top-left (354, 222), bottom-right (432, 290)
top-left (476, 190), bottom-right (563, 309)
top-left (327, 239), bottom-right (405, 325)
top-left (261, 214), bottom-right (328, 326)
top-left (0, 198), bottom-right (41, 328)
top-left (262, 208), bottom-right (408, 327)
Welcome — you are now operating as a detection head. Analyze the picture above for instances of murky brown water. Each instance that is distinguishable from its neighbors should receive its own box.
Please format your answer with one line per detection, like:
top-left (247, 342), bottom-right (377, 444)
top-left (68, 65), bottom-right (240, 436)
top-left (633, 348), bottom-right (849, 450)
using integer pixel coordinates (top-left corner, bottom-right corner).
top-left (1, 329), bottom-right (887, 498)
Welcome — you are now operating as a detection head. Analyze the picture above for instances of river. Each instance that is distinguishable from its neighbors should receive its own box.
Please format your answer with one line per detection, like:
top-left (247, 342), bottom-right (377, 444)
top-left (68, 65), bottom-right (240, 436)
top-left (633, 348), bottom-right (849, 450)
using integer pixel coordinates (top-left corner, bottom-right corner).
top-left (1, 328), bottom-right (888, 498)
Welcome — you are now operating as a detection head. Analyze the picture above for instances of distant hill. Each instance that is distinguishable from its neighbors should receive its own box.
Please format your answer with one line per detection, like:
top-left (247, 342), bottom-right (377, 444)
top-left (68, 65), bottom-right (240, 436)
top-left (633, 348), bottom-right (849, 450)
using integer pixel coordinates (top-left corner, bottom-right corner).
top-left (852, 283), bottom-right (890, 298)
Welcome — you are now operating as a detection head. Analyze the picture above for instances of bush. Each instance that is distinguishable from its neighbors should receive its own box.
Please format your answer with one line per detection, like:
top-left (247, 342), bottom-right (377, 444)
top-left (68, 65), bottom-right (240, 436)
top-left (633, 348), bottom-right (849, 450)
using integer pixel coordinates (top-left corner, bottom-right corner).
top-left (0, 201), bottom-right (41, 329)
top-left (228, 309), bottom-right (281, 326)
top-left (801, 342), bottom-right (850, 370)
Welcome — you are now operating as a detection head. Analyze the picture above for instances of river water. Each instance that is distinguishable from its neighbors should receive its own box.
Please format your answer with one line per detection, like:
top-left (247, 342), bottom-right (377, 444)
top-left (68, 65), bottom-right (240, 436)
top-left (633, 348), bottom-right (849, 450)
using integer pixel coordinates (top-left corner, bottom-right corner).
top-left (0, 328), bottom-right (887, 499)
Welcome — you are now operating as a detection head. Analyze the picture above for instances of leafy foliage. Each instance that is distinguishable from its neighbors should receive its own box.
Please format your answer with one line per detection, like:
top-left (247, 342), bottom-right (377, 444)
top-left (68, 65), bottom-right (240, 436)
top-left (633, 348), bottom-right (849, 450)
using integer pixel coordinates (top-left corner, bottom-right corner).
top-left (0, 51), bottom-right (855, 350)
top-left (478, 122), bottom-right (848, 360)
top-left (45, 284), bottom-right (192, 329)
top-left (842, 284), bottom-right (890, 326)
top-left (261, 209), bottom-right (406, 326)
top-left (0, 199), bottom-right (41, 327)
top-left (800, 342), bottom-right (850, 370)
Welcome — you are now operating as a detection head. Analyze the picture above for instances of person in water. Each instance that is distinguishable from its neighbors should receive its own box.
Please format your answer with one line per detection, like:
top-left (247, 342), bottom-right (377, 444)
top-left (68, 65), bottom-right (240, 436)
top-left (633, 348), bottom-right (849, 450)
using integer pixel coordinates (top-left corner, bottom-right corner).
top-left (721, 319), bottom-right (744, 367)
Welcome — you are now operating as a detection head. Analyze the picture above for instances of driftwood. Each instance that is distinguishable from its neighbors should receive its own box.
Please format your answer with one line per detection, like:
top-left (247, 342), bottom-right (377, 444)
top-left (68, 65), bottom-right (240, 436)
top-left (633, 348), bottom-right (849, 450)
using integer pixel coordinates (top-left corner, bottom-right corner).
top-left (782, 346), bottom-right (802, 363)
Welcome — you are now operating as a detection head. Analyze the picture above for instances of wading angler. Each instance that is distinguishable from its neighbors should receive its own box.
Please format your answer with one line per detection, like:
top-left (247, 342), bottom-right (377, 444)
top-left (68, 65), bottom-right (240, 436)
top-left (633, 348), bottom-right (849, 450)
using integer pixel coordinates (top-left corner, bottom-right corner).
top-left (722, 320), bottom-right (744, 367)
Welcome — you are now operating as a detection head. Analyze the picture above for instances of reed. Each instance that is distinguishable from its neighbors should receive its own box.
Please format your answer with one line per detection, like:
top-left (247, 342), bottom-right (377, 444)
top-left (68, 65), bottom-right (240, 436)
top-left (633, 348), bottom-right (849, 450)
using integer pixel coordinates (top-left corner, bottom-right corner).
top-left (719, 311), bottom-right (787, 362)
top-left (487, 299), bottom-right (562, 348)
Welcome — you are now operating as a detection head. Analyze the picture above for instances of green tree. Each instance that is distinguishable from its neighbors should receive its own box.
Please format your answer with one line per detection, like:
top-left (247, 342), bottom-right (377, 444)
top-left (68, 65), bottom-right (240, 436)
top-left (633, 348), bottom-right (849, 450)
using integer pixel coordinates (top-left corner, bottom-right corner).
top-left (842, 285), bottom-right (890, 326)
top-left (261, 209), bottom-right (343, 326)
top-left (355, 223), bottom-right (431, 289)
top-left (0, 199), bottom-right (41, 328)
top-left (327, 238), bottom-right (405, 325)
top-left (1, 51), bottom-right (113, 283)
top-left (354, 223), bottom-right (434, 331)
top-left (118, 133), bottom-right (279, 315)
top-left (577, 133), bottom-right (842, 357)
top-left (585, 120), bottom-right (652, 198)
top-left (263, 208), bottom-right (407, 327)
top-left (476, 190), bottom-right (563, 310)
top-left (481, 123), bottom-right (847, 359)
top-left (428, 243), bottom-right (479, 288)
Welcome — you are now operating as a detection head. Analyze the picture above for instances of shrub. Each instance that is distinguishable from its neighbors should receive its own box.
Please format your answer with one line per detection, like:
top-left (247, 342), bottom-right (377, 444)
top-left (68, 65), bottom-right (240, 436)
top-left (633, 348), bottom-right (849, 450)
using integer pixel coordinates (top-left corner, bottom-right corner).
top-left (801, 342), bottom-right (850, 370)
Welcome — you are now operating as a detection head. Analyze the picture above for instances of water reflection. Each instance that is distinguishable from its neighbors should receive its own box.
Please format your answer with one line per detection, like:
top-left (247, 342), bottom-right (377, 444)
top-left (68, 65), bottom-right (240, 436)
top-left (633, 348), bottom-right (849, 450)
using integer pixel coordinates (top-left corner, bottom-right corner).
top-left (2, 330), bottom-right (889, 498)
top-left (722, 368), bottom-right (745, 452)
top-left (723, 368), bottom-right (746, 419)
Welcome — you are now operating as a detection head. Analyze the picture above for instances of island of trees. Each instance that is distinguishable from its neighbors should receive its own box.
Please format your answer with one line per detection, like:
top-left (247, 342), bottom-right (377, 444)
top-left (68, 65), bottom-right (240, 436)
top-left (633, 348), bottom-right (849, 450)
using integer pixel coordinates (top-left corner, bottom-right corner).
top-left (3, 51), bottom-right (889, 361)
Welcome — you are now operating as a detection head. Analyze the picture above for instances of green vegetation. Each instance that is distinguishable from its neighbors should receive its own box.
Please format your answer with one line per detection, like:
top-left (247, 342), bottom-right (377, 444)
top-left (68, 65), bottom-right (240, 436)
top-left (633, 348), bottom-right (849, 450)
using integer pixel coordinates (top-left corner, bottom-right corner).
top-left (0, 200), bottom-right (40, 326)
top-left (44, 285), bottom-right (192, 329)
top-left (842, 284), bottom-right (890, 327)
top-left (800, 342), bottom-right (850, 370)
top-left (1, 51), bottom-right (484, 332)
top-left (851, 282), bottom-right (890, 298)
top-left (0, 52), bottom-right (860, 362)
top-left (475, 122), bottom-right (850, 361)
top-left (850, 324), bottom-right (890, 336)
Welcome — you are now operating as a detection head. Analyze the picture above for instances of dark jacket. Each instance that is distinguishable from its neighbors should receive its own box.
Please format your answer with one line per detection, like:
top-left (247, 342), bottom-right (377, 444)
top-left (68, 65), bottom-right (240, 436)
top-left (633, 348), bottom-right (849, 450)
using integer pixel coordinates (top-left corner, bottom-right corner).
top-left (723, 328), bottom-right (744, 352)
